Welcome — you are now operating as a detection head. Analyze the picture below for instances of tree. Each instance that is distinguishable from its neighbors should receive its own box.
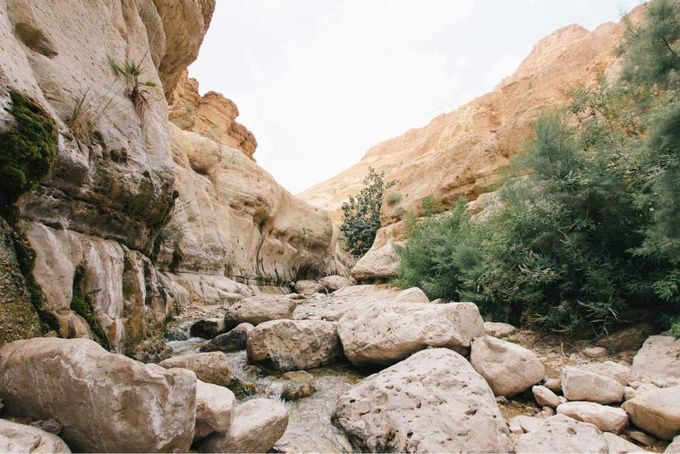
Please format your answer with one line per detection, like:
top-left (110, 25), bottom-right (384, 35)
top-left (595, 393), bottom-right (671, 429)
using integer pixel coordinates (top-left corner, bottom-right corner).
top-left (340, 168), bottom-right (395, 257)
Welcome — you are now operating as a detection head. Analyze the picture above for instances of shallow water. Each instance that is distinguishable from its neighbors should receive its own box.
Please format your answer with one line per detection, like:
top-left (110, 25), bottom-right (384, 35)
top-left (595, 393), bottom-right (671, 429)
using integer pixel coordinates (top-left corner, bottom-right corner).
top-left (166, 319), bottom-right (364, 453)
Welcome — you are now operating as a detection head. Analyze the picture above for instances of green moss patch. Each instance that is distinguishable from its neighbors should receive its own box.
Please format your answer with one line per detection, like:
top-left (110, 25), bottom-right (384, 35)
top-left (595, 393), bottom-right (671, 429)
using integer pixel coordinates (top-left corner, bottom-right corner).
top-left (70, 266), bottom-right (110, 350)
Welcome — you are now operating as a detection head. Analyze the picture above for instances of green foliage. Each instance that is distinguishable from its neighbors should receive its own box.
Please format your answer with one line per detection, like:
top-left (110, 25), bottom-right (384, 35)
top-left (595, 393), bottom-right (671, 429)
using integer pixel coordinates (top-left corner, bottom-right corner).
top-left (340, 167), bottom-right (395, 257)
top-left (110, 57), bottom-right (157, 117)
top-left (70, 266), bottom-right (110, 350)
top-left (394, 0), bottom-right (680, 336)
top-left (0, 91), bottom-right (57, 208)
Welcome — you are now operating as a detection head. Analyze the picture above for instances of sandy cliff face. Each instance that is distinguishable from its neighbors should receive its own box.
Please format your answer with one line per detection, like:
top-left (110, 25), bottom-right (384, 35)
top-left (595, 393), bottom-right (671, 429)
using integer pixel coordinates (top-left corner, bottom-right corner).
top-left (169, 70), bottom-right (257, 158)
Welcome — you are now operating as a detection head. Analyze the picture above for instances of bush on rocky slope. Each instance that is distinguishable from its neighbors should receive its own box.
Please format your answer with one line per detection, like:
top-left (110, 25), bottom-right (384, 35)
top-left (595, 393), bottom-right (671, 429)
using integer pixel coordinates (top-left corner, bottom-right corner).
top-left (395, 0), bottom-right (680, 337)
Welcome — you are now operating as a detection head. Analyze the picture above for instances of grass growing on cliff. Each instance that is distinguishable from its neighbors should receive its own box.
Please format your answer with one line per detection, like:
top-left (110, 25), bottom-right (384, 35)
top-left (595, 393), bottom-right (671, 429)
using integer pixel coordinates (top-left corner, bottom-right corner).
top-left (110, 57), bottom-right (157, 118)
top-left (0, 91), bottom-right (57, 209)
top-left (394, 0), bottom-right (680, 336)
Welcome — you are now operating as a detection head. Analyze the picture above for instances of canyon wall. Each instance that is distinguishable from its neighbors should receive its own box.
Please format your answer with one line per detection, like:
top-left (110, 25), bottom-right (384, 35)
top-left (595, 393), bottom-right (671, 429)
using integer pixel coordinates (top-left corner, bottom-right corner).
top-left (0, 0), bottom-right (345, 350)
top-left (300, 10), bottom-right (640, 281)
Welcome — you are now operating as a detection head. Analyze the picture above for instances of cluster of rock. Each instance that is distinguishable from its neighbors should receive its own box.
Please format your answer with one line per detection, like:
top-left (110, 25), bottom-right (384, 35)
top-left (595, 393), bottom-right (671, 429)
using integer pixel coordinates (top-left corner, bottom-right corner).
top-left (0, 338), bottom-right (289, 453)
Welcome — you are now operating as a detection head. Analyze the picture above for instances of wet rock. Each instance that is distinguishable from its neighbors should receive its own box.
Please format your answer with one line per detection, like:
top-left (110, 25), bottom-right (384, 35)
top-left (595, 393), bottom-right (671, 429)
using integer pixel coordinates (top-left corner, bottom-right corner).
top-left (622, 385), bottom-right (680, 440)
top-left (470, 336), bottom-right (545, 397)
top-left (223, 295), bottom-right (296, 330)
top-left (597, 323), bottom-right (656, 353)
top-left (393, 287), bottom-right (429, 304)
top-left (602, 432), bottom-right (649, 453)
top-left (516, 415), bottom-right (609, 453)
top-left (337, 302), bottom-right (484, 365)
top-left (229, 378), bottom-right (258, 399)
top-left (632, 336), bottom-right (680, 381)
top-left (0, 338), bottom-right (196, 452)
top-left (194, 380), bottom-right (235, 442)
top-left (533, 385), bottom-right (561, 408)
top-left (201, 323), bottom-right (254, 352)
top-left (294, 280), bottom-right (325, 295)
top-left (557, 401), bottom-right (628, 433)
top-left (562, 366), bottom-right (625, 404)
top-left (483, 322), bottom-right (518, 338)
top-left (190, 318), bottom-right (226, 339)
top-left (584, 347), bottom-right (609, 358)
top-left (281, 371), bottom-right (316, 401)
top-left (319, 275), bottom-right (353, 292)
top-left (160, 352), bottom-right (232, 386)
top-left (332, 348), bottom-right (513, 453)
top-left (198, 398), bottom-right (289, 453)
top-left (247, 320), bottom-right (342, 371)
top-left (0, 419), bottom-right (71, 453)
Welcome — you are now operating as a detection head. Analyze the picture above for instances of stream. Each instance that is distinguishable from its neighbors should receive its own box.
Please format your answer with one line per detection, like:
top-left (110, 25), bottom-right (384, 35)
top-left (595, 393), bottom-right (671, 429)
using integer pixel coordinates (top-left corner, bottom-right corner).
top-left (166, 320), bottom-right (365, 453)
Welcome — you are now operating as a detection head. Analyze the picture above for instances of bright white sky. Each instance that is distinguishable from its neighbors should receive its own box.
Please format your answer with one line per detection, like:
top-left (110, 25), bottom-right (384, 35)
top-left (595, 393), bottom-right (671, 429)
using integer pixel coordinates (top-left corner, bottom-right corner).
top-left (190, 0), bottom-right (640, 194)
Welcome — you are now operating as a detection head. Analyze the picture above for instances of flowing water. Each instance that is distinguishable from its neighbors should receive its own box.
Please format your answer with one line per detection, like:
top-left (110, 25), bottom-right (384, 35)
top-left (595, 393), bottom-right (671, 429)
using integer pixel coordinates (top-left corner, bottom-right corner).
top-left (166, 320), bottom-right (365, 453)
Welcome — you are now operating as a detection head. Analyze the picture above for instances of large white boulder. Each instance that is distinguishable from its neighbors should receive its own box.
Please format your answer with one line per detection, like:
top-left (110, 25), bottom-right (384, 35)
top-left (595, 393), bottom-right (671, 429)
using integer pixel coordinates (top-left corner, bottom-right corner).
top-left (556, 401), bottom-right (628, 433)
top-left (159, 352), bottom-right (232, 386)
top-left (393, 287), bottom-right (429, 304)
top-left (198, 398), bottom-right (288, 453)
top-left (223, 295), bottom-right (296, 329)
top-left (516, 415), bottom-right (609, 453)
top-left (332, 348), bottom-right (513, 452)
top-left (246, 319), bottom-right (342, 371)
top-left (562, 366), bottom-right (625, 404)
top-left (0, 338), bottom-right (196, 452)
top-left (632, 336), bottom-right (680, 382)
top-left (337, 302), bottom-right (484, 365)
top-left (194, 380), bottom-right (235, 441)
top-left (470, 335), bottom-right (545, 397)
top-left (0, 419), bottom-right (71, 453)
top-left (622, 385), bottom-right (680, 440)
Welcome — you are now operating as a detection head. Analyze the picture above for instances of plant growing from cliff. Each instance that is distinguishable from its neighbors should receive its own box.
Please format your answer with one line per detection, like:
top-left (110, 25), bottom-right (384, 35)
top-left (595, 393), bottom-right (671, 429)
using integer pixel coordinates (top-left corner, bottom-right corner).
top-left (110, 57), bottom-right (157, 118)
top-left (70, 266), bottom-right (110, 350)
top-left (340, 167), bottom-right (395, 257)
top-left (0, 91), bottom-right (57, 210)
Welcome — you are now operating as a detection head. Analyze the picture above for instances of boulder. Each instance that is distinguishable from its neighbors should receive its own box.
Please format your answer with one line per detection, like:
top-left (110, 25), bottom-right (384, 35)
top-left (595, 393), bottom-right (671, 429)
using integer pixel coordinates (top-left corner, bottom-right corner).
top-left (545, 377), bottom-right (562, 393)
top-left (332, 348), bottom-right (513, 453)
top-left (294, 280), bottom-right (325, 295)
top-left (483, 322), bottom-right (518, 338)
top-left (0, 338), bottom-right (196, 452)
top-left (247, 320), bottom-right (342, 371)
top-left (597, 323), bottom-right (657, 353)
top-left (190, 318), bottom-right (226, 339)
top-left (393, 287), bottom-right (429, 304)
top-left (337, 302), bottom-right (484, 365)
top-left (201, 323), bottom-right (254, 352)
top-left (562, 366), bottom-right (625, 404)
top-left (198, 398), bottom-right (289, 453)
top-left (603, 432), bottom-right (649, 453)
top-left (587, 361), bottom-right (634, 386)
top-left (160, 352), bottom-right (232, 386)
top-left (510, 416), bottom-right (544, 433)
top-left (319, 275), bottom-right (353, 292)
top-left (223, 295), bottom-right (296, 330)
top-left (470, 336), bottom-right (545, 397)
top-left (195, 381), bottom-right (235, 441)
top-left (666, 435), bottom-right (680, 453)
top-left (533, 385), bottom-right (561, 408)
top-left (622, 386), bottom-right (680, 440)
top-left (281, 371), bottom-right (316, 401)
top-left (632, 336), bottom-right (680, 381)
top-left (0, 419), bottom-right (71, 453)
top-left (516, 415), bottom-right (609, 453)
top-left (557, 401), bottom-right (628, 433)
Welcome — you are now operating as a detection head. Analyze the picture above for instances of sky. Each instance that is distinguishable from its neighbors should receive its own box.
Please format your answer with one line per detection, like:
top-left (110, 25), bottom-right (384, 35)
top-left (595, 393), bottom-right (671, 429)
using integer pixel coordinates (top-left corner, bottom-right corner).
top-left (190, 0), bottom-right (641, 194)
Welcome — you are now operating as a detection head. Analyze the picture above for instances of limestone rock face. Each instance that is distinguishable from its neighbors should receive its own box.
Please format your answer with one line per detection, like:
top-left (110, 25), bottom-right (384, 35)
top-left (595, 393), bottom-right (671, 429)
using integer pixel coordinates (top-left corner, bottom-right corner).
top-left (516, 415), bottom-right (609, 453)
top-left (337, 302), bottom-right (484, 365)
top-left (632, 336), bottom-right (680, 381)
top-left (194, 380), bottom-right (235, 441)
top-left (198, 398), bottom-right (289, 453)
top-left (0, 419), bottom-right (71, 454)
top-left (155, 126), bottom-right (347, 286)
top-left (169, 70), bottom-right (256, 158)
top-left (159, 352), bottom-right (232, 386)
top-left (622, 386), bottom-right (680, 440)
top-left (224, 295), bottom-right (297, 330)
top-left (0, 338), bottom-right (196, 452)
top-left (562, 366), bottom-right (625, 404)
top-left (247, 319), bottom-right (342, 371)
top-left (556, 401), bottom-right (628, 433)
top-left (332, 348), bottom-right (513, 453)
top-left (470, 335), bottom-right (545, 397)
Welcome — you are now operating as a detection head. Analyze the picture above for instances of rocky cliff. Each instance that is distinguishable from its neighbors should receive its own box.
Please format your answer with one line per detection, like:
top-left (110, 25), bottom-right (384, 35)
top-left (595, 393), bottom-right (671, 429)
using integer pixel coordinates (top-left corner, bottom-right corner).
top-left (0, 0), bottom-right (345, 351)
top-left (300, 10), bottom-right (639, 281)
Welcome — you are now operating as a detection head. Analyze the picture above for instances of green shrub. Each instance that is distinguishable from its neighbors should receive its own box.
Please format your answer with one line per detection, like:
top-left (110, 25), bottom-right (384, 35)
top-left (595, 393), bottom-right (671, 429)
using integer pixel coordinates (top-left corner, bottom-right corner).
top-left (385, 191), bottom-right (402, 206)
top-left (0, 91), bottom-right (57, 208)
top-left (340, 167), bottom-right (395, 257)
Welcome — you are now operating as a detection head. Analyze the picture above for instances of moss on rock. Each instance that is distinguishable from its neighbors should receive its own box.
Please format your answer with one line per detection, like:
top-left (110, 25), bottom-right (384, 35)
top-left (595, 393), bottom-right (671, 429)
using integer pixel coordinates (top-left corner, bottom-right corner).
top-left (70, 266), bottom-right (111, 350)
